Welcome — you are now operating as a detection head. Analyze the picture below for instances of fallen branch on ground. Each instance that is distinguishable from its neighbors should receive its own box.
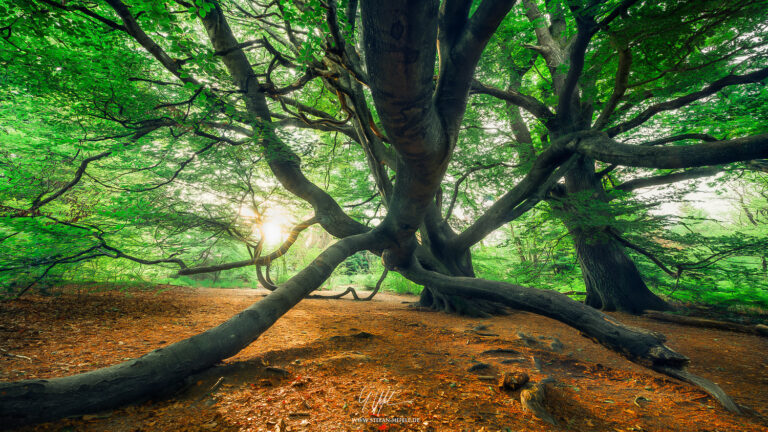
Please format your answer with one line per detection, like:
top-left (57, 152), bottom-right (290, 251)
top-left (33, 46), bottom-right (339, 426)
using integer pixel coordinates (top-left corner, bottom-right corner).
top-left (643, 310), bottom-right (768, 337)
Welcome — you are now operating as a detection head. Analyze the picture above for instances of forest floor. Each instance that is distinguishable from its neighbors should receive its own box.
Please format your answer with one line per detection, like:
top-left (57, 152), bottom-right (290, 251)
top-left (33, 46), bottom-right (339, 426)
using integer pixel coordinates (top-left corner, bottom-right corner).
top-left (1, 286), bottom-right (768, 432)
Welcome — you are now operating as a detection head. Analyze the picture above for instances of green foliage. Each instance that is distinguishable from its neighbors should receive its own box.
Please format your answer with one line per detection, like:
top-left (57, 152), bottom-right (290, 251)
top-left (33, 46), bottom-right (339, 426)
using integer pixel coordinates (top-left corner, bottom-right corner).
top-left (1, 0), bottom-right (766, 316)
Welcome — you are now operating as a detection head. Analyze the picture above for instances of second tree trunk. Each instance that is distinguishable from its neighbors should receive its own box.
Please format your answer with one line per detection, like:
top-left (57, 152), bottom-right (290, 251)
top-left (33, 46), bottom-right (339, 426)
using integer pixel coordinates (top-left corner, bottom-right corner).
top-left (561, 156), bottom-right (669, 314)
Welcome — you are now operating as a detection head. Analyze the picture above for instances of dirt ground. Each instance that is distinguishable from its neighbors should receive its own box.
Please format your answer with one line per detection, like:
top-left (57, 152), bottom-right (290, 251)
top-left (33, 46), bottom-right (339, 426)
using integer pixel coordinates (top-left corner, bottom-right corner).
top-left (1, 286), bottom-right (767, 432)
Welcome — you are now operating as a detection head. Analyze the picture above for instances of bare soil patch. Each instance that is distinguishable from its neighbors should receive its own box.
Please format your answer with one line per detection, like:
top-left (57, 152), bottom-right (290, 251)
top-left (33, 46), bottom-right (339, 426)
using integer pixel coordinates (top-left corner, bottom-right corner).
top-left (1, 286), bottom-right (767, 431)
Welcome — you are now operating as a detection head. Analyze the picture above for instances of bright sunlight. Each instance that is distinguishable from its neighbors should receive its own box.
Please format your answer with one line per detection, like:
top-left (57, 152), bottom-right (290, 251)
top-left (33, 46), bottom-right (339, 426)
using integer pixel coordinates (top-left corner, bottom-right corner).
top-left (239, 205), bottom-right (290, 246)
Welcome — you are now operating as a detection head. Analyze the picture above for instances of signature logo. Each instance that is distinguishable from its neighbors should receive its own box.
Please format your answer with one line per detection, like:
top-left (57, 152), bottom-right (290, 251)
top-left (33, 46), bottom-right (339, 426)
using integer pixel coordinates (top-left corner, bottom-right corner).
top-left (358, 386), bottom-right (409, 416)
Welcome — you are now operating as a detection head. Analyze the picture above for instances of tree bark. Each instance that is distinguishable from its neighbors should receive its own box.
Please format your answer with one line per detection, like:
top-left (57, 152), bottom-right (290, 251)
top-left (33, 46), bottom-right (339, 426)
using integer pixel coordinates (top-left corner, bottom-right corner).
top-left (416, 204), bottom-right (509, 317)
top-left (560, 156), bottom-right (669, 314)
top-left (568, 225), bottom-right (670, 313)
top-left (4, 0), bottom-right (755, 422)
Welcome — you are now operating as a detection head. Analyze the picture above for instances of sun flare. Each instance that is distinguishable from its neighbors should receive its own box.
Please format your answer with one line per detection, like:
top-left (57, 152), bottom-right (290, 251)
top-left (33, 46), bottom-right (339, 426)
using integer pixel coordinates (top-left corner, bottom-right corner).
top-left (239, 205), bottom-right (290, 246)
top-left (239, 206), bottom-right (257, 219)
top-left (261, 221), bottom-right (284, 245)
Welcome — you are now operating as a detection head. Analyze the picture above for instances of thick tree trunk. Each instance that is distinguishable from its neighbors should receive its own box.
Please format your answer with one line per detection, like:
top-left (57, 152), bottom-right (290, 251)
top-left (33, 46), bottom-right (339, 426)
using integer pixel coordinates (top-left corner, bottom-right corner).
top-left (561, 156), bottom-right (669, 314)
top-left (416, 245), bottom-right (503, 317)
top-left (0, 234), bottom-right (375, 428)
top-left (569, 225), bottom-right (670, 313)
top-left (416, 208), bottom-right (508, 317)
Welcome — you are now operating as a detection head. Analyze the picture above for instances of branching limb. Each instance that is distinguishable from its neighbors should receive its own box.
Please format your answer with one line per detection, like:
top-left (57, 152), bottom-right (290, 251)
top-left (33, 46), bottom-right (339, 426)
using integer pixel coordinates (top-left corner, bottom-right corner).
top-left (272, 117), bottom-right (357, 141)
top-left (23, 151), bottom-right (111, 215)
top-left (451, 142), bottom-right (577, 251)
top-left (443, 162), bottom-right (508, 222)
top-left (4, 215), bottom-right (187, 300)
top-left (126, 140), bottom-right (221, 192)
top-left (451, 129), bottom-right (762, 251)
top-left (521, 0), bottom-right (562, 67)
top-left (199, 2), bottom-right (368, 238)
top-left (556, 11), bottom-right (596, 124)
top-left (596, 134), bottom-right (721, 178)
top-left (8, 118), bottom-right (172, 216)
top-left (596, 0), bottom-right (641, 29)
top-left (105, 0), bottom-right (198, 86)
top-left (640, 133), bottom-right (720, 147)
top-left (256, 263), bottom-right (277, 291)
top-left (8, 246), bottom-right (107, 300)
top-left (614, 166), bottom-right (722, 192)
top-left (323, 1), bottom-right (369, 85)
top-left (574, 132), bottom-right (768, 169)
top-left (610, 232), bottom-right (678, 277)
top-left (177, 216), bottom-right (318, 276)
top-left (434, 0), bottom-right (517, 131)
top-left (677, 242), bottom-right (768, 272)
top-left (38, 0), bottom-right (126, 32)
top-left (100, 246), bottom-right (187, 269)
top-left (309, 268), bottom-right (388, 301)
top-left (470, 80), bottom-right (555, 124)
top-left (607, 66), bottom-right (768, 137)
top-left (611, 229), bottom-right (768, 279)
top-left (593, 41), bottom-right (631, 130)
top-left (344, 192), bottom-right (380, 209)
top-left (0, 231), bottom-right (382, 426)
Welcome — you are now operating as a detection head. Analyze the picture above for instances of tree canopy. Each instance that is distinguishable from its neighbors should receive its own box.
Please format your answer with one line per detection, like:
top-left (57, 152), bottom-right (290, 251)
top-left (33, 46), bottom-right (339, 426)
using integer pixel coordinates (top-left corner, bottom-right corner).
top-left (1, 0), bottom-right (767, 425)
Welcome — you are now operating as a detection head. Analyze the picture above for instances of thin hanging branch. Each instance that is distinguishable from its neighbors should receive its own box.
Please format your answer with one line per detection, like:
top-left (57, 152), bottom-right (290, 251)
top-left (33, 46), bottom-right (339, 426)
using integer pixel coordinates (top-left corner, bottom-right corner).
top-left (177, 216), bottom-right (319, 276)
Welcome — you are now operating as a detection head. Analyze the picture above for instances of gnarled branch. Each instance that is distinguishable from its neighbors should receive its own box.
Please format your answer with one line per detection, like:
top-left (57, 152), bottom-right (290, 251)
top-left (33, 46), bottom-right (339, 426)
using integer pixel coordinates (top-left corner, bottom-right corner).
top-left (574, 132), bottom-right (768, 169)
top-left (470, 80), bottom-right (555, 124)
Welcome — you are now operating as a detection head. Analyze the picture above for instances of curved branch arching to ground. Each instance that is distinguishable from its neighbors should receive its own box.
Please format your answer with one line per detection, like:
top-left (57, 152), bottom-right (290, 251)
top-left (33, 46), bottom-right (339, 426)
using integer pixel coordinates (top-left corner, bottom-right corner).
top-left (0, 232), bottom-right (379, 428)
top-left (256, 262), bottom-right (277, 291)
top-left (400, 262), bottom-right (740, 413)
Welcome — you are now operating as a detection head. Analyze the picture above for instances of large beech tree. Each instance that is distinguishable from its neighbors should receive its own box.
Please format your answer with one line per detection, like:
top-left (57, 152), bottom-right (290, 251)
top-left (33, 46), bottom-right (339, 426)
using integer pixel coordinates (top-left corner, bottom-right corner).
top-left (1, 0), bottom-right (767, 425)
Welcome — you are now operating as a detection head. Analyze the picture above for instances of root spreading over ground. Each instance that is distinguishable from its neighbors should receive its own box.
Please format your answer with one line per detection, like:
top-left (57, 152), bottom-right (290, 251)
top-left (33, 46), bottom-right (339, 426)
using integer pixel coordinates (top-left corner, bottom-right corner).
top-left (1, 286), bottom-right (767, 432)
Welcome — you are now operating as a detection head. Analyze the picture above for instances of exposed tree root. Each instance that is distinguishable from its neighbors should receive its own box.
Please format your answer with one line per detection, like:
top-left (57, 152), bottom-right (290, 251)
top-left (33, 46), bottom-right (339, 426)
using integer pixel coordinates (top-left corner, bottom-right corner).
top-left (401, 263), bottom-right (742, 413)
top-left (192, 377), bottom-right (225, 405)
top-left (499, 371), bottom-right (529, 391)
top-left (520, 379), bottom-right (557, 425)
top-left (644, 310), bottom-right (768, 337)
top-left (418, 285), bottom-right (509, 317)
top-left (309, 269), bottom-right (388, 301)
top-left (652, 366), bottom-right (740, 413)
top-left (0, 247), bottom-right (745, 427)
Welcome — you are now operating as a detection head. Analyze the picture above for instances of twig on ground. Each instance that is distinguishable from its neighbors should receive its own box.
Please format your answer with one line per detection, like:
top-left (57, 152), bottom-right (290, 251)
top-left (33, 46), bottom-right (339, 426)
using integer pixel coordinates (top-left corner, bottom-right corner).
top-left (0, 347), bottom-right (33, 361)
